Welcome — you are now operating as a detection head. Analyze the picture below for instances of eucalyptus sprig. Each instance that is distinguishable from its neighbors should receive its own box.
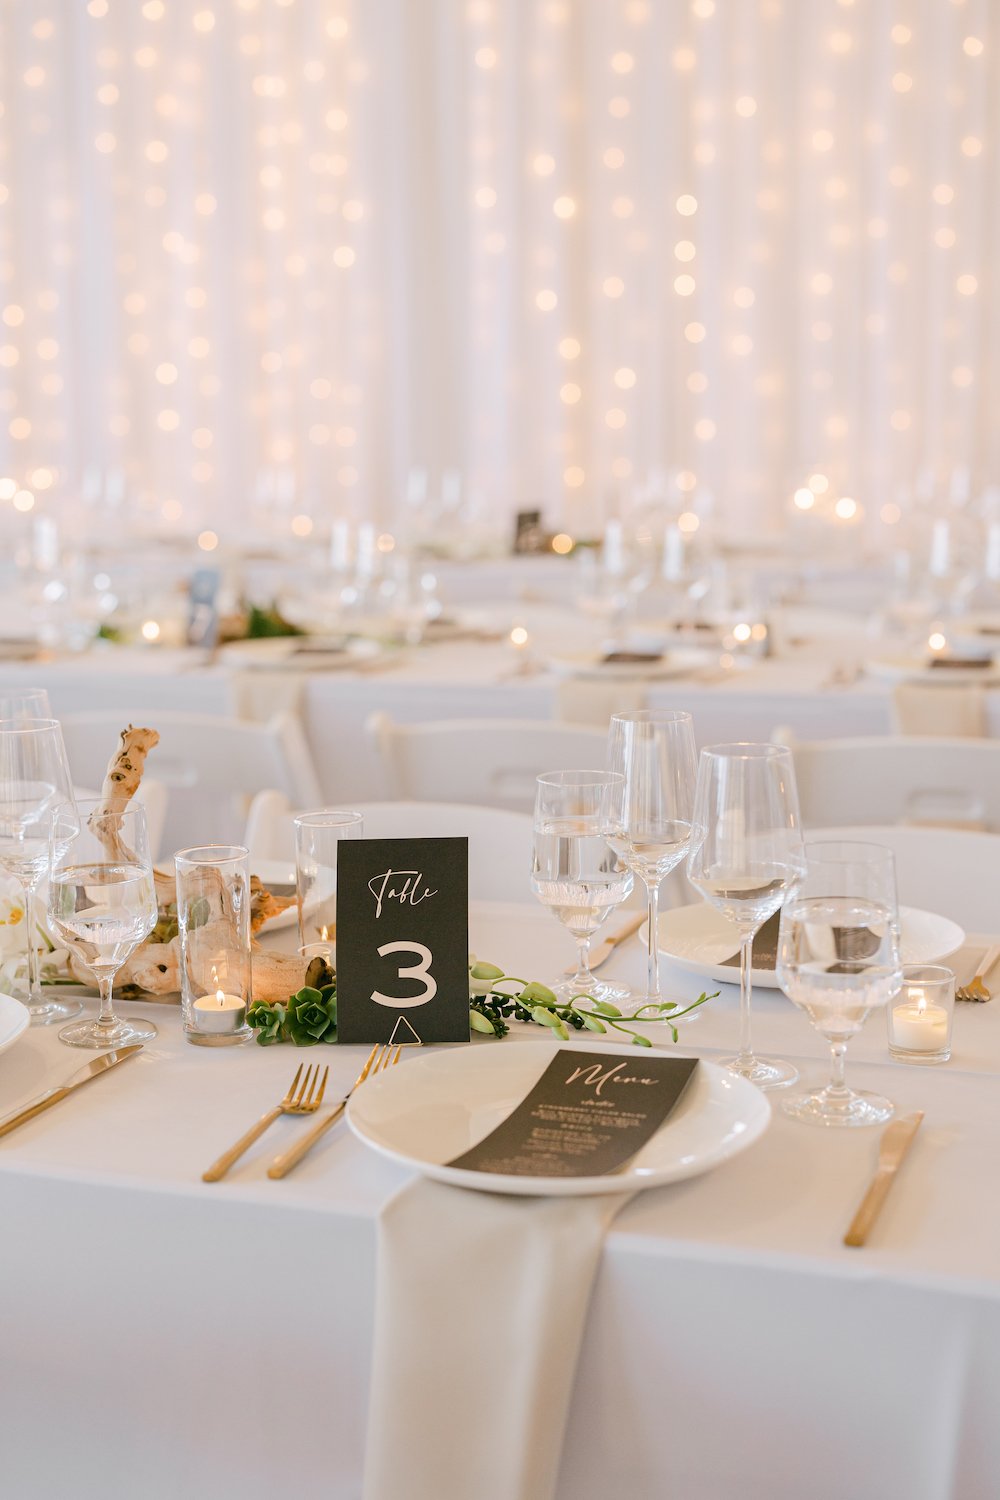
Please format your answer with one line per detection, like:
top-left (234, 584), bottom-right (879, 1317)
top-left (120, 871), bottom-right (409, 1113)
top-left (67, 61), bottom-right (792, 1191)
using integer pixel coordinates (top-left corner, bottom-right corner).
top-left (468, 959), bottom-right (716, 1048)
top-left (244, 954), bottom-right (716, 1048)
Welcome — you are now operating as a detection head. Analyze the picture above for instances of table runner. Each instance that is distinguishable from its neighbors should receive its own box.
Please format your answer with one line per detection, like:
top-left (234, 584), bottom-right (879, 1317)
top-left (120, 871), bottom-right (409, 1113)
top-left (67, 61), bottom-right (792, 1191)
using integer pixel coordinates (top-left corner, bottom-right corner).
top-left (363, 1178), bottom-right (631, 1500)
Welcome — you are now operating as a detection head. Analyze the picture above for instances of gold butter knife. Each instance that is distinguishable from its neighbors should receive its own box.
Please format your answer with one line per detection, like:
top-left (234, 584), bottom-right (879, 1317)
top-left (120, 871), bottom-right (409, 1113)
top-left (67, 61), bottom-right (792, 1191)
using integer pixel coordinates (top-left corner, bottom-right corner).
top-left (0, 1044), bottom-right (143, 1140)
top-left (843, 1111), bottom-right (924, 1247)
top-left (563, 910), bottom-right (646, 976)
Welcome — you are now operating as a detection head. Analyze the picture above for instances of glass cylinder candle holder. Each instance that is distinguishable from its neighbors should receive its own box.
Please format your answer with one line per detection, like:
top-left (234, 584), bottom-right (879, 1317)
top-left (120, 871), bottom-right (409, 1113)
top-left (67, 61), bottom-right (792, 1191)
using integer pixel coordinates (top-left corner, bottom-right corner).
top-left (887, 964), bottom-right (955, 1065)
top-left (175, 845), bottom-right (253, 1047)
top-left (294, 810), bottom-right (364, 955)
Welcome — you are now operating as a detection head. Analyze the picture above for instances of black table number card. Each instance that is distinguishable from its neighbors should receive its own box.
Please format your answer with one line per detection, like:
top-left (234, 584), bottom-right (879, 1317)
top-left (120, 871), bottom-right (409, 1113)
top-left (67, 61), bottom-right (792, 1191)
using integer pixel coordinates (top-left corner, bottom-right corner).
top-left (335, 837), bottom-right (470, 1044)
top-left (449, 1049), bottom-right (699, 1177)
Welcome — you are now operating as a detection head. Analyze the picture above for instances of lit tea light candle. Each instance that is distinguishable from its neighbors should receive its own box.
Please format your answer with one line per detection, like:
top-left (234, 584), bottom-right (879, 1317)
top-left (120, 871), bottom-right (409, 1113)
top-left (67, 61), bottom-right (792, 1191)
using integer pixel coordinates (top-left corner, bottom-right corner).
top-left (192, 989), bottom-right (246, 1034)
top-left (891, 988), bottom-right (949, 1053)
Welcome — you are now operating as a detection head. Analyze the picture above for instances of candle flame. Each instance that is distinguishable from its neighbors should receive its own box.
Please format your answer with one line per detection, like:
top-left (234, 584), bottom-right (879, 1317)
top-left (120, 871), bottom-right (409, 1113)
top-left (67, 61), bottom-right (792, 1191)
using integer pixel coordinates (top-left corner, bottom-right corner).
top-left (216, 988), bottom-right (225, 1007)
top-left (320, 925), bottom-right (329, 941)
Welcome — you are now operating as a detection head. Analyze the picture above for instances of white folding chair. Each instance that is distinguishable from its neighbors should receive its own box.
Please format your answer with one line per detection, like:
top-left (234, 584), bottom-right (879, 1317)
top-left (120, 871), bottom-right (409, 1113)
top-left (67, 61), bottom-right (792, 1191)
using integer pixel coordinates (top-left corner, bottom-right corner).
top-left (60, 711), bottom-right (322, 855)
top-left (777, 735), bottom-right (1000, 832)
top-left (806, 825), bottom-right (1000, 930)
top-left (365, 712), bottom-right (608, 812)
top-left (244, 793), bottom-right (533, 904)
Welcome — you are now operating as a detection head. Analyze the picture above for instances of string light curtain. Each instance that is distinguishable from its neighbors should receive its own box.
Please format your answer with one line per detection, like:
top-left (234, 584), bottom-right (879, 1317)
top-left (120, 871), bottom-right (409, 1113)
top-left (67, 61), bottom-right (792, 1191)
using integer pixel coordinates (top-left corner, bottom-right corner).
top-left (0, 0), bottom-right (998, 539)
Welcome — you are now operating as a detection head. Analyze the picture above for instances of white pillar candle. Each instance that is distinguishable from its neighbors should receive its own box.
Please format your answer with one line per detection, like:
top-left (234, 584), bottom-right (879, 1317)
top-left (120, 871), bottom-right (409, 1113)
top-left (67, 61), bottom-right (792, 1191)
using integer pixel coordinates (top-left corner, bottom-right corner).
top-left (192, 990), bottom-right (247, 1034)
top-left (891, 1001), bottom-right (949, 1052)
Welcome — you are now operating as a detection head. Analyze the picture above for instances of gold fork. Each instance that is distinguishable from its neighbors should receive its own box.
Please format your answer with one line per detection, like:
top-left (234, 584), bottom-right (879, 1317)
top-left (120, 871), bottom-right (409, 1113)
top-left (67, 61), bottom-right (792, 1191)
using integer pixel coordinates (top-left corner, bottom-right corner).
top-left (202, 1062), bottom-right (329, 1182)
top-left (267, 1042), bottom-right (401, 1179)
top-left (956, 944), bottom-right (1000, 1003)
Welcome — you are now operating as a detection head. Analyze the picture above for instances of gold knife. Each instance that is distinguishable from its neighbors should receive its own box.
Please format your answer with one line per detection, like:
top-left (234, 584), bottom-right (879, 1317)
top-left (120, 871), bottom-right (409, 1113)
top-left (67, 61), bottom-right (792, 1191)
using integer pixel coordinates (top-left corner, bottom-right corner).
top-left (0, 1044), bottom-right (143, 1140)
top-left (843, 1111), bottom-right (924, 1247)
top-left (563, 911), bottom-right (646, 976)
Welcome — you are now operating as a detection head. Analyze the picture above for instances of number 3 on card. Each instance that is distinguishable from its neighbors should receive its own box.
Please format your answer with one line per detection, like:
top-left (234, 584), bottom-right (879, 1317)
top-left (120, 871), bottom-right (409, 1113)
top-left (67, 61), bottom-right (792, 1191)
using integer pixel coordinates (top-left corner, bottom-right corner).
top-left (371, 941), bottom-right (438, 1008)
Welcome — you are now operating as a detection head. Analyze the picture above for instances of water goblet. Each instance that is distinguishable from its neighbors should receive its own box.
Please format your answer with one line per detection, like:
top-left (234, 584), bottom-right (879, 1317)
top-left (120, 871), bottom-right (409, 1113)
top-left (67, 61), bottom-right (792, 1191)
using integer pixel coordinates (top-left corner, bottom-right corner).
top-left (48, 802), bottom-right (159, 1048)
top-left (778, 840), bottom-right (901, 1126)
top-left (531, 770), bottom-right (634, 1002)
top-left (687, 743), bottom-right (806, 1088)
top-left (0, 717), bottom-right (81, 1024)
top-left (606, 711), bottom-right (699, 1010)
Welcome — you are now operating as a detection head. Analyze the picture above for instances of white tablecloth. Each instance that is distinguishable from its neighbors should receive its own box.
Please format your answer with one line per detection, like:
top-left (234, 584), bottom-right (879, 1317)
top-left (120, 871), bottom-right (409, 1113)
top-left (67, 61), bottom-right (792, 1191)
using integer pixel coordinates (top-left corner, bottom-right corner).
top-left (1, 902), bottom-right (998, 1499)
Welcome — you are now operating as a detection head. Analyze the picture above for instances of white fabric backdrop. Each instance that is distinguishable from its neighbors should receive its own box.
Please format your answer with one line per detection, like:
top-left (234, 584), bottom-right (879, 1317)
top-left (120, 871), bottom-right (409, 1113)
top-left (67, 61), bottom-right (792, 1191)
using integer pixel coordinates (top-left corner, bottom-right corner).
top-left (0, 0), bottom-right (998, 536)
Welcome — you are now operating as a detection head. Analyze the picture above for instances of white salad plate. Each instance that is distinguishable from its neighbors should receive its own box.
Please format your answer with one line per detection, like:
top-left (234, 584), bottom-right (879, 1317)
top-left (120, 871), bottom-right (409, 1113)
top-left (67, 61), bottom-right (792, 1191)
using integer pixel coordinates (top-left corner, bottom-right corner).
top-left (863, 653), bottom-right (1000, 685)
top-left (0, 992), bottom-right (30, 1059)
top-left (542, 646), bottom-right (715, 681)
top-left (645, 902), bottom-right (964, 990)
top-left (347, 1040), bottom-right (771, 1197)
top-left (221, 636), bottom-right (394, 671)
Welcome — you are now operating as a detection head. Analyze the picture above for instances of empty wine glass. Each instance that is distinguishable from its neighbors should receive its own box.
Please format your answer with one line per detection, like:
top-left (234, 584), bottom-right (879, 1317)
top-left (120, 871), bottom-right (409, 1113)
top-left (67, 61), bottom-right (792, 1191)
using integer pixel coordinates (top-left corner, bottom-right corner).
top-left (48, 802), bottom-right (158, 1048)
top-left (0, 688), bottom-right (52, 720)
top-left (0, 718), bottom-right (81, 1025)
top-left (531, 770), bottom-right (634, 1001)
top-left (606, 711), bottom-right (699, 1010)
top-left (687, 743), bottom-right (806, 1088)
top-left (778, 841), bottom-right (901, 1126)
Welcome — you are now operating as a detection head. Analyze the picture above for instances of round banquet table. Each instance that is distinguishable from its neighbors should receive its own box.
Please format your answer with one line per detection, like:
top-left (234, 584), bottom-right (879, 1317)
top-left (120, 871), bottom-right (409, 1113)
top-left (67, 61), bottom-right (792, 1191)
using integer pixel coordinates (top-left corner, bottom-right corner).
top-left (1, 897), bottom-right (999, 1500)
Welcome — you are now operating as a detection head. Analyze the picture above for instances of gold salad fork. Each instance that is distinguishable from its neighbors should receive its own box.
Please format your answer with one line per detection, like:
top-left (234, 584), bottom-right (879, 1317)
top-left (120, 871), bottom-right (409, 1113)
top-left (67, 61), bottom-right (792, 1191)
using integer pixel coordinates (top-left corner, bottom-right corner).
top-left (956, 944), bottom-right (1000, 1003)
top-left (267, 1042), bottom-right (401, 1179)
top-left (202, 1063), bottom-right (329, 1182)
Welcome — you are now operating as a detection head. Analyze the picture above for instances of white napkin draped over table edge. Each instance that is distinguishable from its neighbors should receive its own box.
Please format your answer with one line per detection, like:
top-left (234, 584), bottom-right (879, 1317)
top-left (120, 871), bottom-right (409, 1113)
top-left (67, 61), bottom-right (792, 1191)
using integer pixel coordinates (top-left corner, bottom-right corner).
top-left (363, 1177), bottom-right (633, 1500)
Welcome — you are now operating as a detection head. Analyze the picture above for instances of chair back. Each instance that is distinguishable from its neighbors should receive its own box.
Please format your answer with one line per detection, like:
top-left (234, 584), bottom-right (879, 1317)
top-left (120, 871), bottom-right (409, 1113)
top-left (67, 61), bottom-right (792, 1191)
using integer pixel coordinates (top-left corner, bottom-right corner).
top-left (806, 825), bottom-right (1000, 930)
top-left (785, 736), bottom-right (1000, 832)
top-left (59, 711), bottom-right (321, 854)
top-left (366, 712), bottom-right (607, 813)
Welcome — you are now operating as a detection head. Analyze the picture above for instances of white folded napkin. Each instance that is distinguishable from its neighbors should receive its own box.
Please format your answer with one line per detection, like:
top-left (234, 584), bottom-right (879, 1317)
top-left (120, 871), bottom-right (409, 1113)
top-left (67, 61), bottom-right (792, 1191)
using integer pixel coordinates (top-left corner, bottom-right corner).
top-left (553, 676), bottom-right (647, 727)
top-left (363, 1178), bottom-right (631, 1500)
top-left (892, 683), bottom-right (986, 737)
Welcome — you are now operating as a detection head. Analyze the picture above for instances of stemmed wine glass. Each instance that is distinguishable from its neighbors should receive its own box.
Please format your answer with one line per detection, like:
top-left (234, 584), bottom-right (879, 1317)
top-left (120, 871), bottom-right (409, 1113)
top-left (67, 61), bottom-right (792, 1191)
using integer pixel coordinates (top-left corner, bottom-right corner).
top-left (778, 841), bottom-right (901, 1126)
top-left (606, 711), bottom-right (699, 1011)
top-left (531, 770), bottom-right (634, 1001)
top-left (47, 802), bottom-right (159, 1048)
top-left (687, 743), bottom-right (806, 1088)
top-left (0, 718), bottom-right (82, 1025)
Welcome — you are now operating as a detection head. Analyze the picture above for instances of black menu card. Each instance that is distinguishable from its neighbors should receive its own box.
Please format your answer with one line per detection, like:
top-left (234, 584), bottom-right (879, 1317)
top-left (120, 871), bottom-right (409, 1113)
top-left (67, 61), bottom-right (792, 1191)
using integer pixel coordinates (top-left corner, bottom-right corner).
top-left (449, 1049), bottom-right (699, 1177)
top-left (335, 837), bottom-right (470, 1044)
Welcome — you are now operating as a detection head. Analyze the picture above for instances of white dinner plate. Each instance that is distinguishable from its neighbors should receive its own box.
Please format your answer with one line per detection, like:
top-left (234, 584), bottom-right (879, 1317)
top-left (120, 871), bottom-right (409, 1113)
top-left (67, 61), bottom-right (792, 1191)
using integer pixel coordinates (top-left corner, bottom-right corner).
top-left (864, 653), bottom-right (1000, 685)
top-left (542, 645), bottom-right (715, 680)
top-left (252, 859), bottom-right (298, 932)
top-left (645, 902), bottom-right (965, 990)
top-left (221, 636), bottom-right (394, 671)
top-left (0, 991), bottom-right (30, 1058)
top-left (347, 1040), bottom-right (770, 1196)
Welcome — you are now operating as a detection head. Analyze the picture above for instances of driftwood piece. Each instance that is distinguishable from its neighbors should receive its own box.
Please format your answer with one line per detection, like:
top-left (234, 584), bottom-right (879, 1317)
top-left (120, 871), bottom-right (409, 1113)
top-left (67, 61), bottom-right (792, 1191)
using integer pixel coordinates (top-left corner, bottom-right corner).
top-left (68, 722), bottom-right (304, 1004)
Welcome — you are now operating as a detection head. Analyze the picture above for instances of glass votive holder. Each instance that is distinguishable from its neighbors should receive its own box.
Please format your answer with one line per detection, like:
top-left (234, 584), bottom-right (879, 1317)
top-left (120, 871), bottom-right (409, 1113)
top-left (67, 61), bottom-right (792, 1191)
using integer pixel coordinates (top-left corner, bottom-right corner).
top-left (294, 810), bottom-right (364, 951)
top-left (175, 844), bottom-right (253, 1048)
top-left (887, 964), bottom-right (955, 1065)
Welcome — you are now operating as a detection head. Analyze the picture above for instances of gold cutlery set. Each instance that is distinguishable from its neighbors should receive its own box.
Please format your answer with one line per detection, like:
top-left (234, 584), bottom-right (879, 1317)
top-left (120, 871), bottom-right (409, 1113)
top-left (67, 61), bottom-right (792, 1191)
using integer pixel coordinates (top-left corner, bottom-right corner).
top-left (204, 1042), bottom-right (402, 1182)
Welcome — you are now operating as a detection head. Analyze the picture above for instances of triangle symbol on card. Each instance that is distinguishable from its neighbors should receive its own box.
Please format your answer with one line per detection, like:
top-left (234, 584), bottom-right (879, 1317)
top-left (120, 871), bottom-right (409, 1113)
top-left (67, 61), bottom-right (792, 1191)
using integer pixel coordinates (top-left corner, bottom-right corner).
top-left (388, 1014), bottom-right (423, 1047)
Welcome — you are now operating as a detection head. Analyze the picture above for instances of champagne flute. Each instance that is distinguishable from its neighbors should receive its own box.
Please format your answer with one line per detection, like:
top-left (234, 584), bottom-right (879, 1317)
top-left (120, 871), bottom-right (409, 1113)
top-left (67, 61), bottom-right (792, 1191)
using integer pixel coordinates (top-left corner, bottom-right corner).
top-left (0, 718), bottom-right (82, 1025)
top-left (48, 802), bottom-right (158, 1048)
top-left (687, 743), bottom-right (806, 1088)
top-left (606, 711), bottom-right (699, 1010)
top-left (778, 841), bottom-right (900, 1126)
top-left (531, 770), bottom-right (634, 1001)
